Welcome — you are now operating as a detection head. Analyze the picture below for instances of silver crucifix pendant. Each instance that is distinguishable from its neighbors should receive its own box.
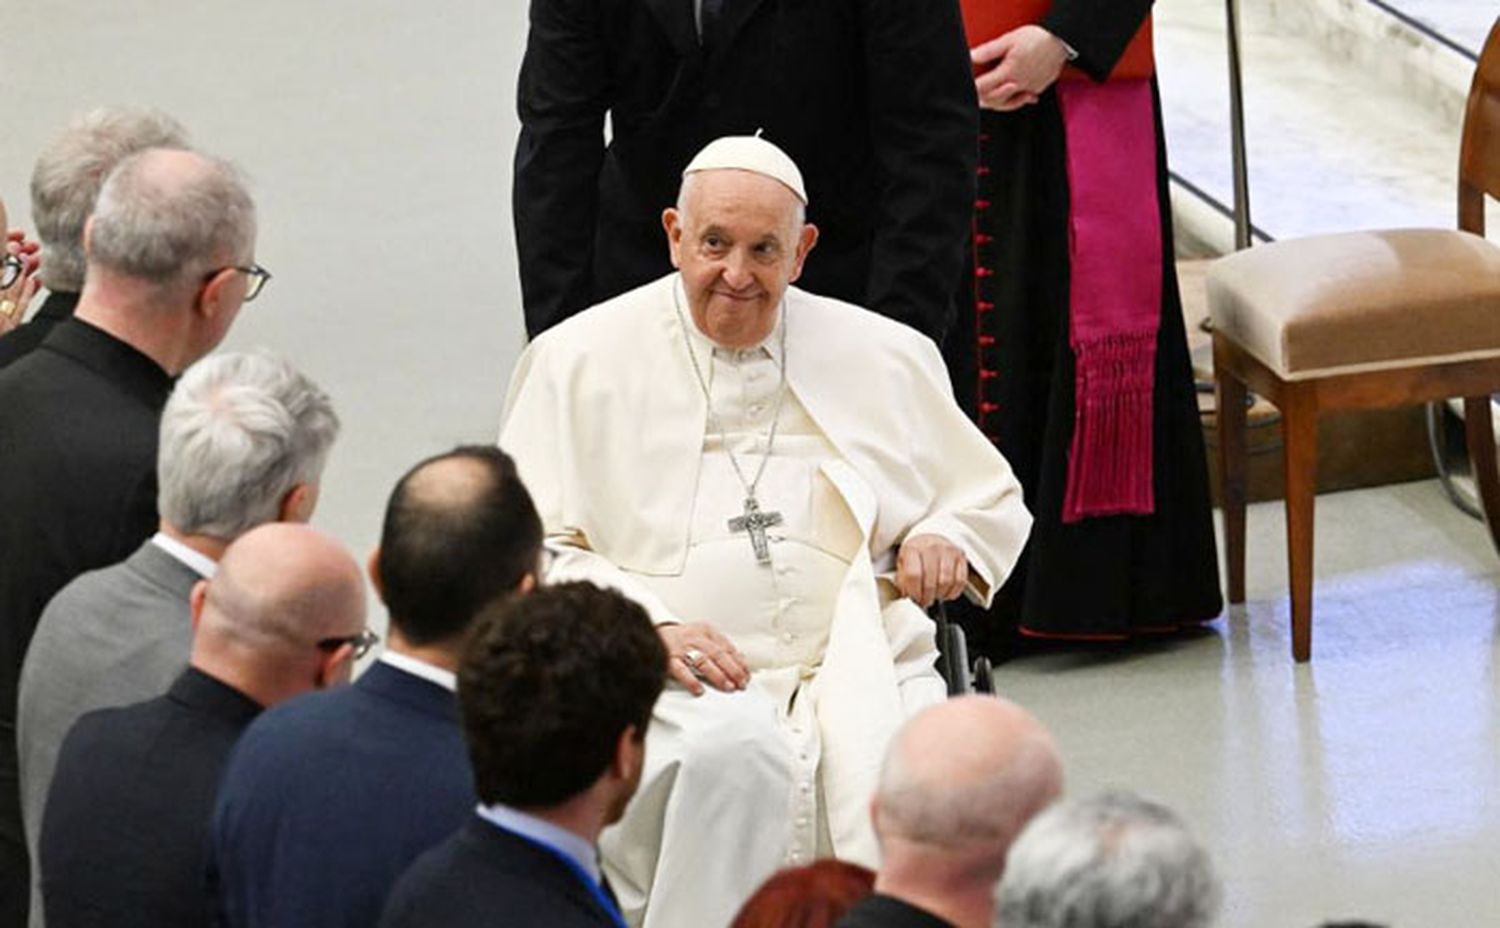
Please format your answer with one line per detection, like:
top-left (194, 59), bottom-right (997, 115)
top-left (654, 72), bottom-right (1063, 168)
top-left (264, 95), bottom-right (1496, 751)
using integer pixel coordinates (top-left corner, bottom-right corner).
top-left (728, 496), bottom-right (783, 565)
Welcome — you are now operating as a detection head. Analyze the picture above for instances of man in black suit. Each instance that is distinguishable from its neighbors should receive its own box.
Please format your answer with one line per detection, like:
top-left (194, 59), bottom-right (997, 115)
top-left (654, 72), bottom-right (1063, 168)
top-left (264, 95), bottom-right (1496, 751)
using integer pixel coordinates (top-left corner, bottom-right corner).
top-left (211, 446), bottom-right (544, 928)
top-left (37, 524), bottom-right (369, 928)
top-left (380, 582), bottom-right (668, 928)
top-left (0, 146), bottom-right (260, 923)
top-left (836, 696), bottom-right (1064, 928)
top-left (513, 0), bottom-right (978, 341)
top-left (0, 107), bottom-right (190, 370)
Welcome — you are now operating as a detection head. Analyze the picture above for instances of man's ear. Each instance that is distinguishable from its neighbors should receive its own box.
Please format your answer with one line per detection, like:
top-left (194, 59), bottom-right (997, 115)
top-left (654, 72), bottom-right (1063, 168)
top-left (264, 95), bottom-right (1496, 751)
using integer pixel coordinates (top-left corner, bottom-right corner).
top-left (278, 482), bottom-right (317, 523)
top-left (195, 266), bottom-right (237, 319)
top-left (517, 571), bottom-right (538, 595)
top-left (82, 216), bottom-right (95, 258)
top-left (788, 222), bottom-right (819, 283)
top-left (367, 548), bottom-right (384, 600)
top-left (662, 208), bottom-right (684, 269)
top-left (314, 642), bottom-right (354, 689)
top-left (612, 724), bottom-right (644, 781)
top-left (189, 579), bottom-right (210, 634)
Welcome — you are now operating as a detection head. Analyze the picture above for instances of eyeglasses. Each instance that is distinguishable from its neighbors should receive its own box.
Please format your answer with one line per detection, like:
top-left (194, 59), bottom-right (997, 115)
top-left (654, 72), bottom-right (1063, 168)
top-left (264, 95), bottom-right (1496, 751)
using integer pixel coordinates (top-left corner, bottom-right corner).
top-left (204, 262), bottom-right (272, 302)
top-left (1, 254), bottom-right (23, 290)
top-left (317, 628), bottom-right (380, 660)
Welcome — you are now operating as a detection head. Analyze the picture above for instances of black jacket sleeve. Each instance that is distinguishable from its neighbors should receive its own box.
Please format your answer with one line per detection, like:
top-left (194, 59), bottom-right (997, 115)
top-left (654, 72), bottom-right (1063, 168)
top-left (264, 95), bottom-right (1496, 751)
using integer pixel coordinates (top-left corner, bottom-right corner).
top-left (860, 0), bottom-right (979, 341)
top-left (513, 0), bottom-right (610, 337)
top-left (1043, 0), bottom-right (1154, 82)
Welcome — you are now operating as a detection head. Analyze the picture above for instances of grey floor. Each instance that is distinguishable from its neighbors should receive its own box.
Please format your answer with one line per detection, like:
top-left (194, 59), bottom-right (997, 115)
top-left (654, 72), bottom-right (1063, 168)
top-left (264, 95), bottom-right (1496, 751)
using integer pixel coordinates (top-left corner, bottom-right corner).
top-left (3, 4), bottom-right (1499, 927)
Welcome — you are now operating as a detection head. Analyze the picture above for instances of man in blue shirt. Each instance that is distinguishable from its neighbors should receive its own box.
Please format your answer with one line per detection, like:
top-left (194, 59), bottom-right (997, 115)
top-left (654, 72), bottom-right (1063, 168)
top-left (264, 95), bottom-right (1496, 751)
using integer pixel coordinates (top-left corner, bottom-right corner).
top-left (380, 581), bottom-right (667, 928)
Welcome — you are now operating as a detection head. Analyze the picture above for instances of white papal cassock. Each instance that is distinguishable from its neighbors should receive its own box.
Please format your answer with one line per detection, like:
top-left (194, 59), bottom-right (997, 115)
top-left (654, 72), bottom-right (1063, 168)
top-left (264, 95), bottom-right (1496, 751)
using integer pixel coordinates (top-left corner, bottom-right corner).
top-left (498, 274), bottom-right (1032, 928)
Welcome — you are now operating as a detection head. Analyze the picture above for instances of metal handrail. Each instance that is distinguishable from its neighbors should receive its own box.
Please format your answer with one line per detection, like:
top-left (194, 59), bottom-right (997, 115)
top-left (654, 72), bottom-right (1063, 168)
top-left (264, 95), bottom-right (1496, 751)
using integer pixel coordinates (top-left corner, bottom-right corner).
top-left (1225, 0), bottom-right (1253, 253)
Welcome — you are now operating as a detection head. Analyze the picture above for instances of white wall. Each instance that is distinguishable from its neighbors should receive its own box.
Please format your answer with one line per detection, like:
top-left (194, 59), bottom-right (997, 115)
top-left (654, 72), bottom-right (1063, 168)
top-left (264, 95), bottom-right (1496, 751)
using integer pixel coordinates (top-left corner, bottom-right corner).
top-left (0, 1), bottom-right (533, 625)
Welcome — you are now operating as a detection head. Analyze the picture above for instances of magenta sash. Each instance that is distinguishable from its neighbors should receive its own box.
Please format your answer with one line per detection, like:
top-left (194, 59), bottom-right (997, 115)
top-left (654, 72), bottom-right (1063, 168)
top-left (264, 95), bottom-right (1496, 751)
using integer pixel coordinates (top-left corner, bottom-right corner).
top-left (1056, 77), bottom-right (1162, 523)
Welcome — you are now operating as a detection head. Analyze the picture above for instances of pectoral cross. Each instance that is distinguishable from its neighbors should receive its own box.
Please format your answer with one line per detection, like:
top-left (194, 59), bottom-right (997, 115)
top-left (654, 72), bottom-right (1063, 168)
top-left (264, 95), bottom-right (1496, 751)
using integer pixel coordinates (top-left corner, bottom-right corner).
top-left (728, 496), bottom-right (782, 565)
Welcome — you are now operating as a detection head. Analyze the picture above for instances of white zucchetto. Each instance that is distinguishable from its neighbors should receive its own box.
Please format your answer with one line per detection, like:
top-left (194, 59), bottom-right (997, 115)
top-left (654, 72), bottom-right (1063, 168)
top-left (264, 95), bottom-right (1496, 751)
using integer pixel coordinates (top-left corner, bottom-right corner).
top-left (682, 134), bottom-right (808, 205)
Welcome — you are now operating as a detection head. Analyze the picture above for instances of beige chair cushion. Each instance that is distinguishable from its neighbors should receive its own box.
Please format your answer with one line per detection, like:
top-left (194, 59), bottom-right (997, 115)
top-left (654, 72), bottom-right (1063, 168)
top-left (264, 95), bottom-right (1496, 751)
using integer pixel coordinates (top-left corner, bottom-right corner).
top-left (1206, 229), bottom-right (1500, 380)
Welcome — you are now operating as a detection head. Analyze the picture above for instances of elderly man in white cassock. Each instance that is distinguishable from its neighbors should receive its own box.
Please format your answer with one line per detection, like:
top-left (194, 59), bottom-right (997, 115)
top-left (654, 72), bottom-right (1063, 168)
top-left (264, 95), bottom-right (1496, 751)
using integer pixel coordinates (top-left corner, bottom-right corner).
top-left (498, 135), bottom-right (1032, 928)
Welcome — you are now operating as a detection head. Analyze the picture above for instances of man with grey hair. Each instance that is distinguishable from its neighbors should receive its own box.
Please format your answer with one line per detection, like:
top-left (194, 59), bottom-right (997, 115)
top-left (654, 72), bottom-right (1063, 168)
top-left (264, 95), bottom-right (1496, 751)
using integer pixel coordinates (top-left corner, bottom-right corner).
top-left (36, 524), bottom-right (369, 928)
top-left (0, 107), bottom-right (189, 369)
top-left (17, 350), bottom-right (337, 925)
top-left (837, 696), bottom-right (1064, 928)
top-left (0, 146), bottom-right (260, 922)
top-left (995, 791), bottom-right (1221, 928)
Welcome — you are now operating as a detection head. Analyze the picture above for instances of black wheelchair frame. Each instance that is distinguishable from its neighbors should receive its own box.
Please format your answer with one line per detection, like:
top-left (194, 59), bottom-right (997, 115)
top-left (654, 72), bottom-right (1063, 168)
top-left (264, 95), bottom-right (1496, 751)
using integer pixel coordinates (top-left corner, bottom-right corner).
top-left (932, 601), bottom-right (994, 695)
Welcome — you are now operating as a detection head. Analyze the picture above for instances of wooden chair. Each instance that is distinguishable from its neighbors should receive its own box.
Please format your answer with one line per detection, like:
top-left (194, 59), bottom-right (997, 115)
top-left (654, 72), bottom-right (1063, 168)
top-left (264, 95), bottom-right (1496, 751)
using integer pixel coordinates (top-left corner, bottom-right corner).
top-left (1207, 17), bottom-right (1500, 661)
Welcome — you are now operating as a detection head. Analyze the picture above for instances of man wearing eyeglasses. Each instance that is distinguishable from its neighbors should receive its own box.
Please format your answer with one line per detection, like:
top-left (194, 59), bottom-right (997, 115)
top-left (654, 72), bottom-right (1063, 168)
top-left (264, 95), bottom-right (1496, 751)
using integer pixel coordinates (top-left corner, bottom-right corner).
top-left (0, 146), bottom-right (261, 923)
top-left (0, 196), bottom-right (42, 340)
top-left (36, 523), bottom-right (369, 928)
top-left (209, 446), bottom-right (544, 928)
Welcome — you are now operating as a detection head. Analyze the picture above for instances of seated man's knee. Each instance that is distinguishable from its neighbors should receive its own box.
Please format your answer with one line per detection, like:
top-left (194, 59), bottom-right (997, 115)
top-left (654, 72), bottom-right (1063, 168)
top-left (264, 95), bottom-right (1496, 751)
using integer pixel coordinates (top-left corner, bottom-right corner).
top-left (663, 686), bottom-right (791, 786)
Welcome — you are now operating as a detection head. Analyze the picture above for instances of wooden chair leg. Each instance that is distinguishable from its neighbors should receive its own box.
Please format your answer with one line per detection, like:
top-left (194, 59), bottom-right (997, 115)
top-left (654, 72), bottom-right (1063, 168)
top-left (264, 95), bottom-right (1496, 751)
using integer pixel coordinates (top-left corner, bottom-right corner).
top-left (1280, 385), bottom-right (1319, 662)
top-left (1214, 344), bottom-right (1248, 605)
top-left (1462, 395), bottom-right (1500, 555)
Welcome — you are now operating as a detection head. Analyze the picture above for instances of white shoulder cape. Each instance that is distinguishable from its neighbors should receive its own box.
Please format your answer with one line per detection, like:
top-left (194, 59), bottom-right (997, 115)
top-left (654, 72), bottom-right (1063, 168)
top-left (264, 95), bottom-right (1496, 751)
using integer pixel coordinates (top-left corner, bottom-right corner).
top-left (499, 273), bottom-right (1030, 598)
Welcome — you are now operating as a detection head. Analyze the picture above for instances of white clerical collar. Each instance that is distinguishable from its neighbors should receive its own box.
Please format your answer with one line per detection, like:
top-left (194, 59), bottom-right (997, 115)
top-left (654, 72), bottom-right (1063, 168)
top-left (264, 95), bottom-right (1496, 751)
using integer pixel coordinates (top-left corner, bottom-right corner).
top-left (676, 278), bottom-right (785, 368)
top-left (150, 532), bottom-right (218, 579)
top-left (378, 651), bottom-right (457, 692)
top-left (475, 802), bottom-right (601, 883)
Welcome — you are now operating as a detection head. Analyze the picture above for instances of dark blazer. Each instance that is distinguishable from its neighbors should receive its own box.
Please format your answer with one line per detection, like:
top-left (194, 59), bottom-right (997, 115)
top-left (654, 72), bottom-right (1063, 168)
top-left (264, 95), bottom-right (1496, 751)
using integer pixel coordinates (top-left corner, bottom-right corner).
top-left (835, 894), bottom-right (957, 928)
top-left (210, 661), bottom-right (474, 928)
top-left (0, 316), bottom-right (172, 924)
top-left (514, 0), bottom-right (978, 340)
top-left (379, 818), bottom-right (620, 928)
top-left (37, 668), bottom-right (262, 928)
top-left (0, 291), bottom-right (79, 371)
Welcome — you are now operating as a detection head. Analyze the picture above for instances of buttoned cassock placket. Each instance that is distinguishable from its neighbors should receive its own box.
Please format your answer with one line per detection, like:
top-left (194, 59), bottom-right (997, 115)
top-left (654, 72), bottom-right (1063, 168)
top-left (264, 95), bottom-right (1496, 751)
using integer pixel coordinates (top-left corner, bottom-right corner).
top-left (633, 333), bottom-right (846, 867)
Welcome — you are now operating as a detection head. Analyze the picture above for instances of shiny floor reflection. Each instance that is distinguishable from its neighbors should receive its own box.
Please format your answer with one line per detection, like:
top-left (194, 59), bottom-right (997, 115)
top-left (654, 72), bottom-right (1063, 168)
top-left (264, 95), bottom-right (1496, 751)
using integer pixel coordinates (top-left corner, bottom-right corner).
top-left (996, 479), bottom-right (1500, 928)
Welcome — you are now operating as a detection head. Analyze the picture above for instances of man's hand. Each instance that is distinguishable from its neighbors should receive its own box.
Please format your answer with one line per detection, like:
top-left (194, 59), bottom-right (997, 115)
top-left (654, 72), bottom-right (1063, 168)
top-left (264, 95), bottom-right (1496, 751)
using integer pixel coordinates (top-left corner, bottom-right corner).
top-left (896, 534), bottom-right (969, 608)
top-left (658, 622), bottom-right (751, 697)
top-left (972, 25), bottom-right (1070, 112)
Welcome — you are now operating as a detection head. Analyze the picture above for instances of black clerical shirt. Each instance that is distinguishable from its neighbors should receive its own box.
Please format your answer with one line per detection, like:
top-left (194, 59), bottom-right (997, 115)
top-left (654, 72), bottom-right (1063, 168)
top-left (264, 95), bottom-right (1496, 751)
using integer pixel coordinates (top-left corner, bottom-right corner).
top-left (0, 316), bottom-right (173, 919)
top-left (0, 290), bottom-right (80, 370)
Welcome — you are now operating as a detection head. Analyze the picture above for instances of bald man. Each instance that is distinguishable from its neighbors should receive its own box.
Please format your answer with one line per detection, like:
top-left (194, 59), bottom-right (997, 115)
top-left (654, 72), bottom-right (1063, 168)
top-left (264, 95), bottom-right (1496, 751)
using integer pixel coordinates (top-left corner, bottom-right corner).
top-left (36, 525), bottom-right (368, 928)
top-left (836, 696), bottom-right (1064, 928)
top-left (0, 146), bottom-right (261, 916)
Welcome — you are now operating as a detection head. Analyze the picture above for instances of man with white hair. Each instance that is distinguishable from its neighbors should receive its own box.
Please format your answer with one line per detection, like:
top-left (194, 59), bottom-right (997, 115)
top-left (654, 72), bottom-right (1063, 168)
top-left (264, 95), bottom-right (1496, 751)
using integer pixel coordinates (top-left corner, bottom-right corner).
top-left (17, 350), bottom-right (338, 925)
top-left (837, 695), bottom-right (1063, 928)
top-left (0, 107), bottom-right (190, 368)
top-left (995, 791), bottom-right (1221, 928)
top-left (0, 146), bottom-right (259, 922)
top-left (500, 135), bottom-right (1032, 927)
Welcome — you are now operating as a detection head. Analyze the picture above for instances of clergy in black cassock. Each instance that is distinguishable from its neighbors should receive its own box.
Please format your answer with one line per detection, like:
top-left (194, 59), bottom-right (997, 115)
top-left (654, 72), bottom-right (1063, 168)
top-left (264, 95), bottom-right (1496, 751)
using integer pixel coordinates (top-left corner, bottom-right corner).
top-left (950, 0), bottom-right (1222, 651)
top-left (513, 0), bottom-right (978, 343)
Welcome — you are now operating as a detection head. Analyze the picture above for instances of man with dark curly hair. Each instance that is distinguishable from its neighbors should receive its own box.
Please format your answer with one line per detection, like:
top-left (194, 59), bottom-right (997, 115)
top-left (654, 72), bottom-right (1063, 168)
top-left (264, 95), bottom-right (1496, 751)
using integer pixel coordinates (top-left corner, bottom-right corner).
top-left (380, 581), bottom-right (667, 928)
